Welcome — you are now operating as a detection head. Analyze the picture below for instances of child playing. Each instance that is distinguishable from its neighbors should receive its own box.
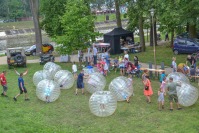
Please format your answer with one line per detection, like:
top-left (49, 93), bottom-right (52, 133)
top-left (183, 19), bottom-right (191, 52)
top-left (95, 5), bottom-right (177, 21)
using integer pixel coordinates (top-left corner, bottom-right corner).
top-left (113, 57), bottom-right (119, 73)
top-left (159, 71), bottom-right (166, 83)
top-left (104, 62), bottom-right (108, 76)
top-left (126, 64), bottom-right (132, 75)
top-left (72, 62), bottom-right (77, 79)
top-left (76, 70), bottom-right (88, 95)
top-left (158, 77), bottom-right (166, 110)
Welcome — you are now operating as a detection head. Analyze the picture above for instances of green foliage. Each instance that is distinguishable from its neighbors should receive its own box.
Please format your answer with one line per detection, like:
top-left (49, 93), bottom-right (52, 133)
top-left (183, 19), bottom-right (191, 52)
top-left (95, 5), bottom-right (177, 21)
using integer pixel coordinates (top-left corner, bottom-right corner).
top-left (54, 0), bottom-right (99, 54)
top-left (40, 0), bottom-right (66, 37)
top-left (0, 0), bottom-right (31, 19)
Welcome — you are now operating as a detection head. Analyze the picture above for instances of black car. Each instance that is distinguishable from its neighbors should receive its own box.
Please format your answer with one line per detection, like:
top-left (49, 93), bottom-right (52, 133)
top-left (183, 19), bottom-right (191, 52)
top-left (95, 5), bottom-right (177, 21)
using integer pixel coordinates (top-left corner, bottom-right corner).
top-left (25, 43), bottom-right (54, 56)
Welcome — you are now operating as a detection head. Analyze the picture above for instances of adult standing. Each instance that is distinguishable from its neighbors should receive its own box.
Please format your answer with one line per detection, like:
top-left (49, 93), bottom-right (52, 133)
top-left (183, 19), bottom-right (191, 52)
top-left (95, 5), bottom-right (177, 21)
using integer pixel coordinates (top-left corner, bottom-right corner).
top-left (143, 76), bottom-right (153, 103)
top-left (0, 71), bottom-right (8, 97)
top-left (87, 47), bottom-right (91, 62)
top-left (93, 46), bottom-right (98, 65)
top-left (165, 32), bottom-right (169, 41)
top-left (134, 56), bottom-right (139, 67)
top-left (13, 73), bottom-right (30, 101)
top-left (105, 48), bottom-right (111, 70)
top-left (172, 57), bottom-right (177, 72)
top-left (166, 77), bottom-right (182, 111)
top-left (186, 55), bottom-right (196, 69)
top-left (76, 70), bottom-right (87, 95)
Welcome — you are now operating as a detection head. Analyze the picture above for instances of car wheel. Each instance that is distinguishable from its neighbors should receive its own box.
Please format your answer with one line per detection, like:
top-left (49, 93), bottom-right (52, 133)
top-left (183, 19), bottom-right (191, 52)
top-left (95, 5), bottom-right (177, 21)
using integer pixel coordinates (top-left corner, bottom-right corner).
top-left (32, 52), bottom-right (36, 56)
top-left (14, 54), bottom-right (24, 63)
top-left (174, 50), bottom-right (179, 55)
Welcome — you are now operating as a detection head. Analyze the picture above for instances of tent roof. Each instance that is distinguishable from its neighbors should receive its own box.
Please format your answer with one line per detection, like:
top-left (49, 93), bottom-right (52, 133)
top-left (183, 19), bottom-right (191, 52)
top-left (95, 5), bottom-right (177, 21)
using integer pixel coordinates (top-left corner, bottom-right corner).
top-left (104, 27), bottom-right (133, 36)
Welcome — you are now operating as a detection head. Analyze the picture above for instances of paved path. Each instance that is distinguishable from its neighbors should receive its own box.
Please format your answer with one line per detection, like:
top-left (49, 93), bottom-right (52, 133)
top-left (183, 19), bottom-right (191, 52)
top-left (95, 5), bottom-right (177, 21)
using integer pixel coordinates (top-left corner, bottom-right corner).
top-left (0, 53), bottom-right (173, 74)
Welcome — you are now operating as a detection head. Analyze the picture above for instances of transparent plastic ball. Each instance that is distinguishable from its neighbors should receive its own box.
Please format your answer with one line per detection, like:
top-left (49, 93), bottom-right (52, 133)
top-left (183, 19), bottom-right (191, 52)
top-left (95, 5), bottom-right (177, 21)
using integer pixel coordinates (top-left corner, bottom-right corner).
top-left (166, 72), bottom-right (189, 83)
top-left (83, 66), bottom-right (97, 75)
top-left (177, 82), bottom-right (198, 107)
top-left (54, 70), bottom-right (75, 89)
top-left (109, 76), bottom-right (133, 101)
top-left (89, 91), bottom-right (117, 117)
top-left (85, 72), bottom-right (106, 94)
top-left (43, 62), bottom-right (61, 79)
top-left (36, 79), bottom-right (60, 102)
top-left (33, 70), bottom-right (51, 86)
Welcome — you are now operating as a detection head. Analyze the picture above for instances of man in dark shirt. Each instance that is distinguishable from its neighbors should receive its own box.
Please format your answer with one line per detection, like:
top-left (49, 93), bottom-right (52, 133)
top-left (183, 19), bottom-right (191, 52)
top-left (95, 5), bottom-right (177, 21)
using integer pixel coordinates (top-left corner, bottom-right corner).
top-left (186, 55), bottom-right (196, 69)
top-left (76, 70), bottom-right (86, 95)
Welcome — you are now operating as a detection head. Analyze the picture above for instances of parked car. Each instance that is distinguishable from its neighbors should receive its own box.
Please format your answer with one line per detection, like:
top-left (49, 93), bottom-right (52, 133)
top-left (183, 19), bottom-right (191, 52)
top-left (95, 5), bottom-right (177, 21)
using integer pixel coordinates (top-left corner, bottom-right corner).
top-left (177, 32), bottom-right (199, 39)
top-left (25, 43), bottom-right (54, 56)
top-left (173, 38), bottom-right (199, 55)
top-left (7, 47), bottom-right (27, 69)
top-left (40, 54), bottom-right (55, 65)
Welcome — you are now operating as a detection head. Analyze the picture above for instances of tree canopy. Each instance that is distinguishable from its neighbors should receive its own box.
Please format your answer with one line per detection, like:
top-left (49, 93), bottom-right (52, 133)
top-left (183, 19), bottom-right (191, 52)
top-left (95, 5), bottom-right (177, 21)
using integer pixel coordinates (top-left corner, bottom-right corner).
top-left (54, 0), bottom-right (99, 54)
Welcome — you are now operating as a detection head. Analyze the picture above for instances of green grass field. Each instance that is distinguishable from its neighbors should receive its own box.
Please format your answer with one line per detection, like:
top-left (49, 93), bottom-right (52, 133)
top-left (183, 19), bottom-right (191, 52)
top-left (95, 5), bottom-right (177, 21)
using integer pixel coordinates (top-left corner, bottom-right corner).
top-left (0, 60), bottom-right (199, 132)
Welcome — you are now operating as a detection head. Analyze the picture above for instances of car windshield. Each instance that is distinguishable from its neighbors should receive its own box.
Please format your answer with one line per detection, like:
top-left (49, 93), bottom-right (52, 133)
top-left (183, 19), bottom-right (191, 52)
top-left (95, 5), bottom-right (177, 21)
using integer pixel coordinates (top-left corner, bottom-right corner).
top-left (29, 45), bottom-right (36, 50)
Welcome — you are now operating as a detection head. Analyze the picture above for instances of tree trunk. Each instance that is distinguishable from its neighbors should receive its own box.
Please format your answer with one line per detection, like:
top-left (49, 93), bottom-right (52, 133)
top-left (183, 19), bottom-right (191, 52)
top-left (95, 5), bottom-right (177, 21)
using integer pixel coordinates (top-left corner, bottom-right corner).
top-left (170, 28), bottom-right (174, 47)
top-left (189, 24), bottom-right (197, 38)
top-left (114, 0), bottom-right (122, 28)
top-left (150, 17), bottom-right (153, 46)
top-left (138, 16), bottom-right (145, 52)
top-left (154, 20), bottom-right (157, 46)
top-left (30, 0), bottom-right (42, 54)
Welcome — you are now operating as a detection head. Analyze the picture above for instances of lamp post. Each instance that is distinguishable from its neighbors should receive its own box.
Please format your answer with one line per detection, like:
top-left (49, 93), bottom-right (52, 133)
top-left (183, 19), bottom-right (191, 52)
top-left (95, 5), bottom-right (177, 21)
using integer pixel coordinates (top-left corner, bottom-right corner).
top-left (149, 8), bottom-right (157, 71)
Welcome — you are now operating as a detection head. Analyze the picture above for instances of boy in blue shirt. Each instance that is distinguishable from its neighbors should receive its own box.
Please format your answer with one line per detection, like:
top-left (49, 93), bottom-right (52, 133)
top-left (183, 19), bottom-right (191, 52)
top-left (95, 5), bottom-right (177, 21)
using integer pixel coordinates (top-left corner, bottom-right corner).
top-left (13, 73), bottom-right (29, 101)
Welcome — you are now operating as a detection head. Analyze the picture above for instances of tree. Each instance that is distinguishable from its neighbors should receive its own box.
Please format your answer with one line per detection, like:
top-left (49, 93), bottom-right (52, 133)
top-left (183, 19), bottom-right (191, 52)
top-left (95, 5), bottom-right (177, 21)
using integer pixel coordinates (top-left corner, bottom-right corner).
top-left (127, 0), bottom-right (150, 52)
top-left (30, 0), bottom-right (42, 54)
top-left (40, 0), bottom-right (66, 37)
top-left (114, 0), bottom-right (122, 28)
top-left (55, 0), bottom-right (99, 55)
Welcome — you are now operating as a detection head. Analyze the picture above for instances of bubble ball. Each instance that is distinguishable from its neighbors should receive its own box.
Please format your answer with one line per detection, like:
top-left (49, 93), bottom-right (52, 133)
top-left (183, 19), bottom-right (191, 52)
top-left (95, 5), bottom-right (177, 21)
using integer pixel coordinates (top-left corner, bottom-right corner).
top-left (83, 66), bottom-right (97, 75)
top-left (36, 79), bottom-right (60, 102)
top-left (89, 91), bottom-right (117, 117)
top-left (85, 72), bottom-right (106, 94)
top-left (33, 70), bottom-right (51, 86)
top-left (109, 76), bottom-right (133, 101)
top-left (166, 72), bottom-right (189, 83)
top-left (54, 70), bottom-right (75, 89)
top-left (43, 62), bottom-right (61, 79)
top-left (177, 82), bottom-right (198, 107)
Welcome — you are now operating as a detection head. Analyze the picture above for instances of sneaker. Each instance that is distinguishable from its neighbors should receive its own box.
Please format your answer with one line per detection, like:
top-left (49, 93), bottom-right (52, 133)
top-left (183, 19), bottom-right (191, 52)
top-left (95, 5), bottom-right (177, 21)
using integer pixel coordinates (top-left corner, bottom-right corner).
top-left (1, 93), bottom-right (4, 96)
top-left (25, 99), bottom-right (30, 101)
top-left (13, 97), bottom-right (17, 101)
top-left (162, 105), bottom-right (164, 109)
top-left (4, 95), bottom-right (8, 97)
top-left (169, 109), bottom-right (173, 111)
top-left (177, 108), bottom-right (182, 110)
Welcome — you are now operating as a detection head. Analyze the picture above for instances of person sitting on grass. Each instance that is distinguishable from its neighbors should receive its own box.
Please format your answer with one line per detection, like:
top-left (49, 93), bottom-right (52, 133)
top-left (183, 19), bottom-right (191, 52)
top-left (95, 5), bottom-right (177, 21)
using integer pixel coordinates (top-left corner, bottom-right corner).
top-left (13, 73), bottom-right (30, 101)
top-left (166, 77), bottom-right (182, 111)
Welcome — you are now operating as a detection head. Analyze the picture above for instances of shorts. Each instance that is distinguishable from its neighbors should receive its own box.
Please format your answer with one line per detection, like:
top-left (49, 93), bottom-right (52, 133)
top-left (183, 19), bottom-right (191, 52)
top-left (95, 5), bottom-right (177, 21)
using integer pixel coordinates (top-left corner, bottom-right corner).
top-left (158, 92), bottom-right (164, 102)
top-left (2, 85), bottom-right (8, 92)
top-left (77, 82), bottom-right (84, 89)
top-left (19, 86), bottom-right (27, 94)
top-left (168, 94), bottom-right (178, 102)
